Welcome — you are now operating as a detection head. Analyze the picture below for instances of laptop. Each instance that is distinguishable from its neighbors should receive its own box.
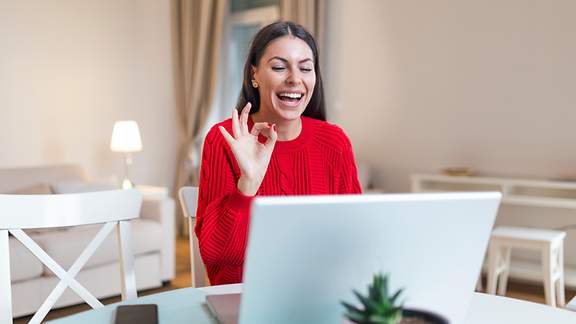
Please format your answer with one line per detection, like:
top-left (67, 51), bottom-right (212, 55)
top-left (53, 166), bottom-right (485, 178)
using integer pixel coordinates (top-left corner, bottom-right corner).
top-left (206, 192), bottom-right (501, 324)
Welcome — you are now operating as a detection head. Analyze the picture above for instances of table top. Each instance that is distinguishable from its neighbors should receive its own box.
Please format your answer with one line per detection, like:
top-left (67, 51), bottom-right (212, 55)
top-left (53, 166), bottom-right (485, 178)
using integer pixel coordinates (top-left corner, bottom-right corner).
top-left (46, 284), bottom-right (243, 324)
top-left (47, 284), bottom-right (576, 324)
top-left (465, 293), bottom-right (576, 324)
top-left (46, 288), bottom-right (212, 324)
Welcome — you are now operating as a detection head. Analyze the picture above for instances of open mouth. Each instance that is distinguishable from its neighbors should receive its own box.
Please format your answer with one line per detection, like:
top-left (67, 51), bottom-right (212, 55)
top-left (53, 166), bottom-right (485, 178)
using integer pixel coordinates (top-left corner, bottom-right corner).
top-left (276, 92), bottom-right (304, 106)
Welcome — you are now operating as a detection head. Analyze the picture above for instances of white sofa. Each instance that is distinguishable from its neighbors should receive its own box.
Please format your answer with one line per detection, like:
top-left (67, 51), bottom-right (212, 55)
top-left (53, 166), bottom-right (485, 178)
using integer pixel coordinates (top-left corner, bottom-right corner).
top-left (1, 165), bottom-right (175, 318)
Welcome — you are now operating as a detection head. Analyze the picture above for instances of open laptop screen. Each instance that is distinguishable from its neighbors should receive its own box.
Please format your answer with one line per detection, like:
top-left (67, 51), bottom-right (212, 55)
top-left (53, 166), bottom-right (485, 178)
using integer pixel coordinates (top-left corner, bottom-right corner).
top-left (224, 192), bottom-right (500, 324)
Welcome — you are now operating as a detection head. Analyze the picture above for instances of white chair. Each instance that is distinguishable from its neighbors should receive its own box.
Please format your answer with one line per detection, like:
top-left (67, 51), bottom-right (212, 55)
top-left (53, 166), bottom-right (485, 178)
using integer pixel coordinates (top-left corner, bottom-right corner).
top-left (568, 294), bottom-right (576, 311)
top-left (0, 189), bottom-right (142, 324)
top-left (487, 226), bottom-right (566, 307)
top-left (178, 186), bottom-right (208, 287)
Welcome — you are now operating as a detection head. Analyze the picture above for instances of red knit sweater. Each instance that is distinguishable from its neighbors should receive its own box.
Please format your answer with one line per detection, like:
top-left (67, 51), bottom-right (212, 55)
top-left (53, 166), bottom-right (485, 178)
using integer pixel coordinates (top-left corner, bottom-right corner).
top-left (195, 116), bottom-right (362, 285)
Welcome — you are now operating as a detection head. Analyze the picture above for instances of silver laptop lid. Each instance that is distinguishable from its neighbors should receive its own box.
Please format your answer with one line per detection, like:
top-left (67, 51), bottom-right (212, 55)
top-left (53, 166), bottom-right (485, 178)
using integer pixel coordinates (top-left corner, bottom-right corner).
top-left (240, 192), bottom-right (501, 324)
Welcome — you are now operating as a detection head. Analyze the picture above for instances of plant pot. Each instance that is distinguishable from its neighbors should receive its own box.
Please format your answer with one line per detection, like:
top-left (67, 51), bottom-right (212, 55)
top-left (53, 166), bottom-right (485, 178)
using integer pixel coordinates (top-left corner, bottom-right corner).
top-left (401, 308), bottom-right (449, 324)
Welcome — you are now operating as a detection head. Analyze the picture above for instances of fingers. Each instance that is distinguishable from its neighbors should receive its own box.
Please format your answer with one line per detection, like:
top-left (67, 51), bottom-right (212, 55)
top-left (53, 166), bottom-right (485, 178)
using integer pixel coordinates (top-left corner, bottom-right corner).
top-left (259, 123), bottom-right (275, 138)
top-left (231, 109), bottom-right (240, 138)
top-left (263, 124), bottom-right (278, 147)
top-left (218, 126), bottom-right (235, 145)
top-left (240, 103), bottom-right (251, 135)
top-left (249, 122), bottom-right (277, 149)
top-left (250, 122), bottom-right (270, 137)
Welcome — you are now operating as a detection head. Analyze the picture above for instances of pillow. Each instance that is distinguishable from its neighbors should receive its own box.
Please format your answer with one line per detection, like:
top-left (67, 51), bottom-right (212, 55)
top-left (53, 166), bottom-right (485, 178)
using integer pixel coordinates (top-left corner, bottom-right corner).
top-left (7, 183), bottom-right (53, 195)
top-left (51, 181), bottom-right (119, 194)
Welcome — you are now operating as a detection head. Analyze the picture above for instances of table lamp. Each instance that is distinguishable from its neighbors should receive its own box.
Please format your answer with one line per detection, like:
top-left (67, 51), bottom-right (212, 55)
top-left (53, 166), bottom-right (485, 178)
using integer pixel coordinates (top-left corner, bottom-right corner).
top-left (110, 120), bottom-right (143, 189)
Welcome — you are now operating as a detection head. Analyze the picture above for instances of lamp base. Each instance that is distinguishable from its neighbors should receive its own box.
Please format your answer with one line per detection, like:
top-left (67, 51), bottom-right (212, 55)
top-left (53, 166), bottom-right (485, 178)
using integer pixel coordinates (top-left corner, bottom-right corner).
top-left (122, 178), bottom-right (134, 189)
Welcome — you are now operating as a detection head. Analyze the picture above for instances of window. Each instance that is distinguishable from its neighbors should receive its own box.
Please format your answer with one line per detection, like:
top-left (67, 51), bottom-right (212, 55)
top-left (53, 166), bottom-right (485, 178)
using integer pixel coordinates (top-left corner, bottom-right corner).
top-left (204, 0), bottom-right (279, 131)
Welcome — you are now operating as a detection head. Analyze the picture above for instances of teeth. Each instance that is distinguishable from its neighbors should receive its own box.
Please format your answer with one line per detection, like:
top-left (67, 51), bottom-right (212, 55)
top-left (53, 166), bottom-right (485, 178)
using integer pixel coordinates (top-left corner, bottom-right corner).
top-left (279, 93), bottom-right (303, 99)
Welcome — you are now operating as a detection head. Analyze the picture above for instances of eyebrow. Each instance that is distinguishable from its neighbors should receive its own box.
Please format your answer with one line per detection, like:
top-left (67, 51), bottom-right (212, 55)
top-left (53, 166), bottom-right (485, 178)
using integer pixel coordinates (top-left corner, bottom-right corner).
top-left (267, 56), bottom-right (313, 64)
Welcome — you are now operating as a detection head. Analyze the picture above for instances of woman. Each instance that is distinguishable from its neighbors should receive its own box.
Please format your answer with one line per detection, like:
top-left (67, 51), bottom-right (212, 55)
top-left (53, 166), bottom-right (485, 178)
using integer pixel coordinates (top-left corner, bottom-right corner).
top-left (195, 21), bottom-right (362, 285)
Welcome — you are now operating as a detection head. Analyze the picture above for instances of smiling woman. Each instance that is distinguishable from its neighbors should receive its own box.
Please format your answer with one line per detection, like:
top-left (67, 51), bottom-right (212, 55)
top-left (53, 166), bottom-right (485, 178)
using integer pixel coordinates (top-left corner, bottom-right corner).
top-left (250, 36), bottom-right (317, 133)
top-left (194, 21), bottom-right (362, 285)
top-left (237, 21), bottom-right (325, 125)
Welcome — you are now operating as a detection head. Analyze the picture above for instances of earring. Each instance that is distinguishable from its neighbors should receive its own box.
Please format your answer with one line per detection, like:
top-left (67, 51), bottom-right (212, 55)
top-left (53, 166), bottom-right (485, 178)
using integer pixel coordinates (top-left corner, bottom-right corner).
top-left (251, 80), bottom-right (258, 88)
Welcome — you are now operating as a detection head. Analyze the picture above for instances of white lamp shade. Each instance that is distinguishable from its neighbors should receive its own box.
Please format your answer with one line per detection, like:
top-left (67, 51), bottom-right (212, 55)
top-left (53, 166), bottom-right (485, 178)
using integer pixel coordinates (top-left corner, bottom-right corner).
top-left (110, 121), bottom-right (143, 152)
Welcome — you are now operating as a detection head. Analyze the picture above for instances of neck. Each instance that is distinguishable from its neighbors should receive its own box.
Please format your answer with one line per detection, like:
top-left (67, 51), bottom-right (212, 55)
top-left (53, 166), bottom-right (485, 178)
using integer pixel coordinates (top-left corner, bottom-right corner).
top-left (251, 111), bottom-right (302, 141)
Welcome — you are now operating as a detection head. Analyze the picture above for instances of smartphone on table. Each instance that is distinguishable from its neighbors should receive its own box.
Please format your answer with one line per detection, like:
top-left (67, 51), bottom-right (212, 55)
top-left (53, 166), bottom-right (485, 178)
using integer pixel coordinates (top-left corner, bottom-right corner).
top-left (114, 304), bottom-right (158, 324)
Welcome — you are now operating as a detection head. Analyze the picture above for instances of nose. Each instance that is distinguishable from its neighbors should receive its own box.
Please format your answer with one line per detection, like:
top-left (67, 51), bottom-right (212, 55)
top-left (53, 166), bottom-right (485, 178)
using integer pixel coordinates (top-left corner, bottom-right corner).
top-left (285, 69), bottom-right (303, 86)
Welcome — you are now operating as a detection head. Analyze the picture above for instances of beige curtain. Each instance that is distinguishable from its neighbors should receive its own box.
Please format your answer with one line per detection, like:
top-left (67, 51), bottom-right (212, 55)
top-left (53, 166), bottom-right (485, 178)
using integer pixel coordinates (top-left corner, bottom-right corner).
top-left (173, 0), bottom-right (225, 235)
top-left (279, 0), bottom-right (326, 52)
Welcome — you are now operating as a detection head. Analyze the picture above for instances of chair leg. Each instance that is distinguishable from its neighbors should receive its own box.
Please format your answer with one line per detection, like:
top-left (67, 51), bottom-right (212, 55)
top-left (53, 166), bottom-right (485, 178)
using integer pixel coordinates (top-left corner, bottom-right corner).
top-left (566, 296), bottom-right (576, 311)
top-left (0, 230), bottom-right (13, 324)
top-left (475, 273), bottom-right (483, 292)
top-left (497, 247), bottom-right (511, 296)
top-left (555, 243), bottom-right (565, 307)
top-left (556, 278), bottom-right (566, 308)
top-left (476, 251), bottom-right (488, 292)
top-left (487, 241), bottom-right (500, 294)
top-left (542, 244), bottom-right (556, 307)
top-left (188, 219), bottom-right (196, 288)
top-left (189, 218), bottom-right (209, 288)
top-left (192, 242), bottom-right (207, 287)
top-left (117, 221), bottom-right (137, 300)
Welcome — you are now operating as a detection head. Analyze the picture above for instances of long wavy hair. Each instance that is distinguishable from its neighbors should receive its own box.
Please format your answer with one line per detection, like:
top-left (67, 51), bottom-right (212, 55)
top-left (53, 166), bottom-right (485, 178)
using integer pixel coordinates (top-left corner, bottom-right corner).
top-left (235, 21), bottom-right (326, 121)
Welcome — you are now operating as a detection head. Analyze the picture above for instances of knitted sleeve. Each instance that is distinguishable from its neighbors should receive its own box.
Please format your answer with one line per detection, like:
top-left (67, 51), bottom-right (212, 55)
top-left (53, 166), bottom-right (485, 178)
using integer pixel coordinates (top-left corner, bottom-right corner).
top-left (194, 124), bottom-right (253, 267)
top-left (338, 131), bottom-right (363, 194)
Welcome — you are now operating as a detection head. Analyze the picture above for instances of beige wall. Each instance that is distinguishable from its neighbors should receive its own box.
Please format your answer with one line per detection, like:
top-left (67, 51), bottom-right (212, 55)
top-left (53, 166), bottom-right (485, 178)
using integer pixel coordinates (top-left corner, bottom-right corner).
top-left (326, 0), bottom-right (576, 192)
top-left (0, 0), bottom-right (178, 188)
top-left (2, 0), bottom-right (574, 199)
top-left (326, 0), bottom-right (576, 277)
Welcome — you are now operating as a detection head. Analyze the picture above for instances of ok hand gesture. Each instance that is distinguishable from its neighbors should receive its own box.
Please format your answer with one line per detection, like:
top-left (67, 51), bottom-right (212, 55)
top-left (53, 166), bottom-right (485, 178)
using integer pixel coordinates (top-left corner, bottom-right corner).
top-left (219, 103), bottom-right (278, 196)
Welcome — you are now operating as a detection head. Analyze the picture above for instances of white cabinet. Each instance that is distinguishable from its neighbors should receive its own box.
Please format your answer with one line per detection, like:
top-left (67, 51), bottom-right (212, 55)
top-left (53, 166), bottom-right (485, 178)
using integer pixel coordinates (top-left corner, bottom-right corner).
top-left (411, 174), bottom-right (576, 209)
top-left (411, 174), bottom-right (576, 287)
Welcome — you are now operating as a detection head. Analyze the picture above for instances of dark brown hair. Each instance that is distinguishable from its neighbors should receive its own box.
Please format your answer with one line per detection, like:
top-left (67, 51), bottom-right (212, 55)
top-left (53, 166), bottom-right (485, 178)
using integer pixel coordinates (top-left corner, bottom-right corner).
top-left (236, 21), bottom-right (326, 121)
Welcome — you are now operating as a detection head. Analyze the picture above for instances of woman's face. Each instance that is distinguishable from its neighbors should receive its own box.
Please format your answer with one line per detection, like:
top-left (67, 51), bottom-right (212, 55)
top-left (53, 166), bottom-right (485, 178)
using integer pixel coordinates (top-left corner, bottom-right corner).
top-left (252, 36), bottom-right (316, 122)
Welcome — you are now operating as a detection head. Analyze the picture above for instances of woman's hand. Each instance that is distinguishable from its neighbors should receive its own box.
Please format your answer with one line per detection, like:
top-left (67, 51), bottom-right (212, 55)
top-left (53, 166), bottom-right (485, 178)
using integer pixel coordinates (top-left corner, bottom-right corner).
top-left (219, 103), bottom-right (278, 196)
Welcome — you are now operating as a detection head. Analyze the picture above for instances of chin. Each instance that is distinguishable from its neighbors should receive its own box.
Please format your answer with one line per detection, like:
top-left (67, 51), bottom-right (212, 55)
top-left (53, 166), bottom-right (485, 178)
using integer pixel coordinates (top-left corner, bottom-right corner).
top-left (278, 110), bottom-right (304, 121)
top-left (271, 104), bottom-right (305, 120)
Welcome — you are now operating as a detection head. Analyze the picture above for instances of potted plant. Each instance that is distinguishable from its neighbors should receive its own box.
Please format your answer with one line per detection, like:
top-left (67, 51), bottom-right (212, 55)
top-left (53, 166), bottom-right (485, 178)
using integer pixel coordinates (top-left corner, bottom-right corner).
top-left (341, 273), bottom-right (449, 324)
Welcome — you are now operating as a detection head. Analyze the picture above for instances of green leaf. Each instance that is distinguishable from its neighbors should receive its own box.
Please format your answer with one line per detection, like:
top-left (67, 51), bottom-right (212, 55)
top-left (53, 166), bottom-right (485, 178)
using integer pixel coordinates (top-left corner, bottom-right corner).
top-left (342, 273), bottom-right (405, 324)
top-left (389, 288), bottom-right (403, 305)
top-left (353, 290), bottom-right (380, 312)
top-left (341, 301), bottom-right (363, 314)
top-left (381, 275), bottom-right (389, 302)
top-left (368, 313), bottom-right (401, 324)
top-left (344, 310), bottom-right (368, 323)
top-left (383, 306), bottom-right (402, 318)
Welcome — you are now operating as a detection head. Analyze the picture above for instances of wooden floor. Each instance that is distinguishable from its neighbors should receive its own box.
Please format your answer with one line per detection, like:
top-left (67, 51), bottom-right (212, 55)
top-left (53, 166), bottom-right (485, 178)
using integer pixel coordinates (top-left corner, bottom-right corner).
top-left (14, 237), bottom-right (576, 323)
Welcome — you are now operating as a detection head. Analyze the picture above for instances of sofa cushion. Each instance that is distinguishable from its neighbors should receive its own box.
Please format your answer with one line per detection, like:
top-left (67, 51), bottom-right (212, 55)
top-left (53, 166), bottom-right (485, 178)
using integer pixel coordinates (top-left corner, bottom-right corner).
top-left (32, 219), bottom-right (162, 274)
top-left (8, 183), bottom-right (53, 195)
top-left (9, 236), bottom-right (44, 282)
top-left (0, 165), bottom-right (87, 193)
top-left (51, 181), bottom-right (118, 194)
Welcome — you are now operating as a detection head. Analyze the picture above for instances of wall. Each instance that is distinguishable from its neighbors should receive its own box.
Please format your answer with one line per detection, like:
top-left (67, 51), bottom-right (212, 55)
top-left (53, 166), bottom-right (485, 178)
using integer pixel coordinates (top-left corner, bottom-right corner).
top-left (0, 0), bottom-right (178, 189)
top-left (325, 0), bottom-right (576, 279)
top-left (326, 0), bottom-right (576, 192)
